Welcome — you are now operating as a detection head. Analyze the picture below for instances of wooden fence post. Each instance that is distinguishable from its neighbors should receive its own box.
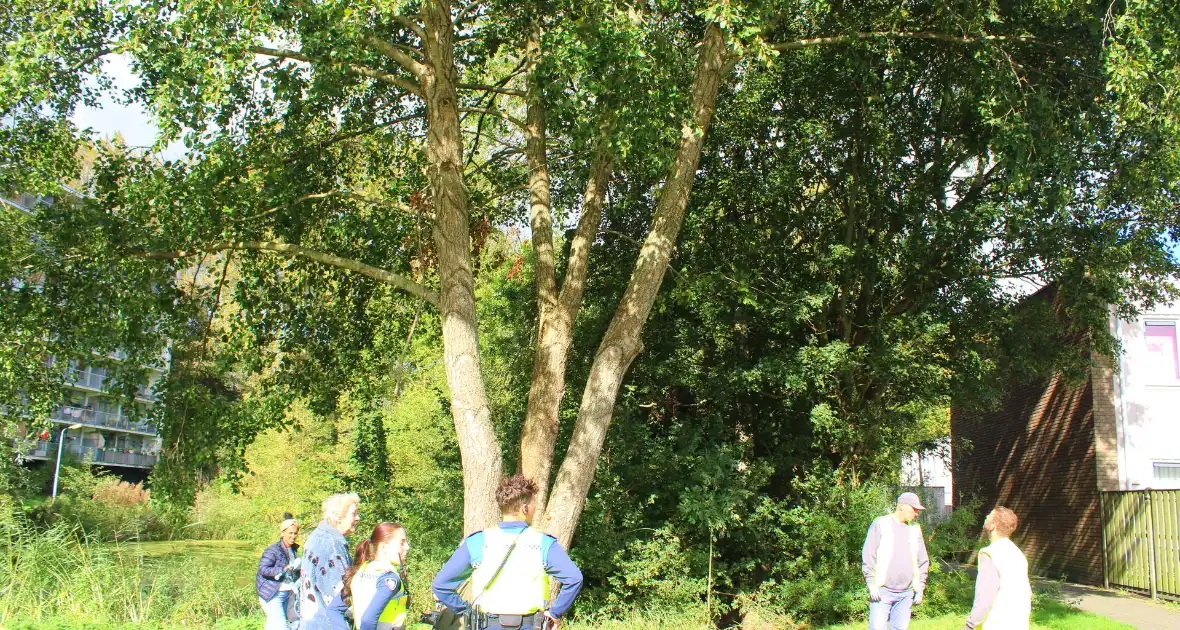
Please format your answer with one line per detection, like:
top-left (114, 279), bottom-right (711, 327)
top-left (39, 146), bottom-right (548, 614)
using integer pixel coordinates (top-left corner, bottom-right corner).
top-left (1100, 492), bottom-right (1110, 589)
top-left (1148, 490), bottom-right (1158, 600)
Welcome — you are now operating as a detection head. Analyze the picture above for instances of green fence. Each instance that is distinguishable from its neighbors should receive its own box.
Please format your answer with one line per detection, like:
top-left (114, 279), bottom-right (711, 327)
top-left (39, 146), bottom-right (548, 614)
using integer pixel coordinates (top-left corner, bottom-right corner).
top-left (1100, 490), bottom-right (1180, 599)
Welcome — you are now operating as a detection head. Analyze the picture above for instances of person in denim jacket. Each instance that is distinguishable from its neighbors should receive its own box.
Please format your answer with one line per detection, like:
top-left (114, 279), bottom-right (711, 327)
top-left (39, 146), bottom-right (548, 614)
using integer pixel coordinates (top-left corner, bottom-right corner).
top-left (300, 493), bottom-right (361, 630)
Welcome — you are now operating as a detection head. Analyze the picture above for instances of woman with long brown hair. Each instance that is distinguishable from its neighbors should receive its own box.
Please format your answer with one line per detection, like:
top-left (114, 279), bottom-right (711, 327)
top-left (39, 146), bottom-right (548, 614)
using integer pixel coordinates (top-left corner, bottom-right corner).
top-left (326, 522), bottom-right (412, 630)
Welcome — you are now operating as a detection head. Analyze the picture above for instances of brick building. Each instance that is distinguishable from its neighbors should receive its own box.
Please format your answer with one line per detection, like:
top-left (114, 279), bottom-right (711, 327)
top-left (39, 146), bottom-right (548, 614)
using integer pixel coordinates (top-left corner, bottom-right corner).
top-left (952, 286), bottom-right (1180, 585)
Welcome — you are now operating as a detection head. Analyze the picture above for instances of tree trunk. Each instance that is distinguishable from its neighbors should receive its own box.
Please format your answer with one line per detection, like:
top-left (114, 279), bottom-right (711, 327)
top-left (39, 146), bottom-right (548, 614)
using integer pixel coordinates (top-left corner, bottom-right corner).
top-left (422, 0), bottom-right (502, 534)
top-left (521, 147), bottom-right (612, 515)
top-left (518, 18), bottom-right (615, 513)
top-left (544, 24), bottom-right (731, 546)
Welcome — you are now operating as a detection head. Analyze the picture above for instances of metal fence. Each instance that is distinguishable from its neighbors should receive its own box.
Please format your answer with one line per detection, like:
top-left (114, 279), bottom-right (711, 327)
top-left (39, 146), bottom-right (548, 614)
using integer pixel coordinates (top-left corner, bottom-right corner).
top-left (1100, 489), bottom-right (1180, 600)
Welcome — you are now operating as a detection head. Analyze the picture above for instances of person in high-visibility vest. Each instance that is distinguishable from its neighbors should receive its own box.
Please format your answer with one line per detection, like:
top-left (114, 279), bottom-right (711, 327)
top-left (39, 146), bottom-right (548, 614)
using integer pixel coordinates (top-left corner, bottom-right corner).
top-left (432, 475), bottom-right (584, 630)
top-left (962, 506), bottom-right (1032, 630)
top-left (861, 492), bottom-right (931, 630)
top-left (326, 521), bottom-right (412, 630)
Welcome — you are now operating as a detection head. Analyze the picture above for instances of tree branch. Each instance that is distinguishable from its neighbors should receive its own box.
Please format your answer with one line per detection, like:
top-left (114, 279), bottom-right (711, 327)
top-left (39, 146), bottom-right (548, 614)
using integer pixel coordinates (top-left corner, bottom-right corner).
top-left (136, 241), bottom-right (438, 307)
top-left (240, 190), bottom-right (433, 222)
top-left (525, 24), bottom-right (558, 313)
top-left (251, 45), bottom-right (422, 97)
top-left (311, 112), bottom-right (426, 152)
top-left (71, 48), bottom-right (113, 73)
top-left (768, 31), bottom-right (1040, 51)
top-left (559, 142), bottom-right (612, 313)
top-left (458, 107), bottom-right (526, 130)
top-left (466, 147), bottom-right (524, 179)
top-left (458, 83), bottom-right (527, 97)
top-left (392, 15), bottom-right (426, 40)
top-left (365, 37), bottom-right (427, 79)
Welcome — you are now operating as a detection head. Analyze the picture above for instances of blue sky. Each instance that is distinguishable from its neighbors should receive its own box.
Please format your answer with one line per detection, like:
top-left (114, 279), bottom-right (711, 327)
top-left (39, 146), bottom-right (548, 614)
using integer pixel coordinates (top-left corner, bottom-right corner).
top-left (71, 55), bottom-right (185, 160)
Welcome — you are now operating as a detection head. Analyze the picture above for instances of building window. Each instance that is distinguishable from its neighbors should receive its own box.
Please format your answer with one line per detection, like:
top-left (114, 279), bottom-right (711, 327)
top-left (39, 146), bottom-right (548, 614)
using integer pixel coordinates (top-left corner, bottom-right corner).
top-left (1144, 321), bottom-right (1180, 381)
top-left (1153, 462), bottom-right (1180, 483)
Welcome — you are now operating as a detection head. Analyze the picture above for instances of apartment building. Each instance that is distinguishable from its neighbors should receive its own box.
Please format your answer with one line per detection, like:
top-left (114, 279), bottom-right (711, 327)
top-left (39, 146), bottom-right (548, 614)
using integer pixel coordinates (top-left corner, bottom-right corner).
top-left (23, 356), bottom-right (164, 472)
top-left (4, 192), bottom-right (165, 476)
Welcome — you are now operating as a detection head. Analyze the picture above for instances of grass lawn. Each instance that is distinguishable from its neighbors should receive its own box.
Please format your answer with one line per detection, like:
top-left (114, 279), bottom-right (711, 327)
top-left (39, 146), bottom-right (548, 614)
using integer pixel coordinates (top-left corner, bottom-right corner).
top-left (1, 540), bottom-right (1141, 630)
top-left (820, 599), bottom-right (1135, 630)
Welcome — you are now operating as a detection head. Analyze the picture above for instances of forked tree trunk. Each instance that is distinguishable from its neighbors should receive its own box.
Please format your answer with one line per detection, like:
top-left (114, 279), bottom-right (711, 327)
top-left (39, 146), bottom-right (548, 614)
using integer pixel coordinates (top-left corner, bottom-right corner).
top-left (544, 23), bottom-right (731, 546)
top-left (520, 149), bottom-right (611, 514)
top-left (422, 0), bottom-right (502, 533)
top-left (518, 20), bottom-right (614, 514)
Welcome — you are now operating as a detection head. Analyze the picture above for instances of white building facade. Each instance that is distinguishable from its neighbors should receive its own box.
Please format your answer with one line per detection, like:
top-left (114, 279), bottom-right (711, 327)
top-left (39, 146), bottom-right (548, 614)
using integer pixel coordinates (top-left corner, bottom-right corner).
top-left (24, 356), bottom-right (164, 471)
top-left (1108, 300), bottom-right (1180, 490)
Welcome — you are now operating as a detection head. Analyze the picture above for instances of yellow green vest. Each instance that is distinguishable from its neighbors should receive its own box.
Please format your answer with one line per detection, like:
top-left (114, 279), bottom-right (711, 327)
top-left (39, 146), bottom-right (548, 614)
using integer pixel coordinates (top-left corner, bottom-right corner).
top-left (980, 537), bottom-right (1032, 630)
top-left (349, 559), bottom-right (408, 630)
top-left (470, 526), bottom-right (551, 614)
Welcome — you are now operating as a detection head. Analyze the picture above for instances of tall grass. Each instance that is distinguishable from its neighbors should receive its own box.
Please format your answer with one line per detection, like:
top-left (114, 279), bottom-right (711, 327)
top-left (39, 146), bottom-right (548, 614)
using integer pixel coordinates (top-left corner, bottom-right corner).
top-left (0, 509), bottom-right (258, 627)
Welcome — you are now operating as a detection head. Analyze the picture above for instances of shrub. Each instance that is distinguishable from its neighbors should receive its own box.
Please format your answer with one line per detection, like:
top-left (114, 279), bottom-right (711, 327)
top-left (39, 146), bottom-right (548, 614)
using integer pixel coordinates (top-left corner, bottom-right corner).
top-left (92, 479), bottom-right (150, 506)
top-left (593, 526), bottom-right (708, 618)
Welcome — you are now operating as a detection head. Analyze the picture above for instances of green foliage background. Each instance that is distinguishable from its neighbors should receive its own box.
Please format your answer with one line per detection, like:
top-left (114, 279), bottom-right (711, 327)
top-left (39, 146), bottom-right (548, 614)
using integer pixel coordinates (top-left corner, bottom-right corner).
top-left (3, 0), bottom-right (1180, 627)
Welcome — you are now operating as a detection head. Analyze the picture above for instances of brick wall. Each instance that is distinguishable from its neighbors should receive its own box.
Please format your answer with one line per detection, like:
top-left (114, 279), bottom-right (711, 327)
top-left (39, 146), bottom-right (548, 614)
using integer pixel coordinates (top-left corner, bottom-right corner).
top-left (1090, 350), bottom-right (1121, 492)
top-left (952, 372), bottom-right (1104, 585)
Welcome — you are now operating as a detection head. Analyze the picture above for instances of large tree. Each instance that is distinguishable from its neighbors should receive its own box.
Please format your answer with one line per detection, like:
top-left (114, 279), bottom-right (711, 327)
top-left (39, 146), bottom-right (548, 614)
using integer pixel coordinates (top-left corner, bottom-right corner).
top-left (3, 0), bottom-right (1178, 544)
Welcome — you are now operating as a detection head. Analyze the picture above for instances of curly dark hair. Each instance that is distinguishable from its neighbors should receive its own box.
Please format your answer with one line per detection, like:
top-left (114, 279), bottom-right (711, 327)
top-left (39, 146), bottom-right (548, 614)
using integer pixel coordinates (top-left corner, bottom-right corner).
top-left (496, 474), bottom-right (538, 513)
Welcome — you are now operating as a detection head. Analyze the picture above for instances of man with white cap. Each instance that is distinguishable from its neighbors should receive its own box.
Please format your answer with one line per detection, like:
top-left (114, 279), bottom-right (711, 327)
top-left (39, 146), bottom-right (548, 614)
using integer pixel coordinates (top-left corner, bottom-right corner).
top-left (861, 492), bottom-right (931, 630)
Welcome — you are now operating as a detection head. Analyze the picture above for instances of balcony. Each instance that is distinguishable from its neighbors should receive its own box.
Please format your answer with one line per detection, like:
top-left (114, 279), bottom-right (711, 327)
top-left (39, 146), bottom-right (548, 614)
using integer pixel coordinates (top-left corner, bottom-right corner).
top-left (53, 406), bottom-right (158, 436)
top-left (27, 440), bottom-right (158, 469)
top-left (67, 368), bottom-right (107, 391)
top-left (65, 368), bottom-right (157, 402)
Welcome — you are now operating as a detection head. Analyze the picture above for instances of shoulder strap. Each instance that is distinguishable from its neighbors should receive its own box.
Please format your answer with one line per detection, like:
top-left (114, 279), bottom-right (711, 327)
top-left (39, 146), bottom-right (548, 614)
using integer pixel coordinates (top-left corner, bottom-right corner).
top-left (470, 529), bottom-right (526, 610)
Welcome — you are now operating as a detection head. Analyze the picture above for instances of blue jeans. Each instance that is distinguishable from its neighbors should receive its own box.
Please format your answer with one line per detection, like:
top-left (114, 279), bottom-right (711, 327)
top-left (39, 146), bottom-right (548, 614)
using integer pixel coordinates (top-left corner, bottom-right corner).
top-left (261, 590), bottom-right (292, 630)
top-left (868, 587), bottom-right (914, 630)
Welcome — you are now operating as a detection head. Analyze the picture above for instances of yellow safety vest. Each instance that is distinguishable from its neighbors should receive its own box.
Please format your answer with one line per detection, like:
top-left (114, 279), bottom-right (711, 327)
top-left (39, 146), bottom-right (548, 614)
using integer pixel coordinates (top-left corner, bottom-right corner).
top-left (470, 526), bottom-right (551, 614)
top-left (350, 559), bottom-right (408, 630)
top-left (980, 537), bottom-right (1032, 630)
top-left (872, 515), bottom-right (922, 590)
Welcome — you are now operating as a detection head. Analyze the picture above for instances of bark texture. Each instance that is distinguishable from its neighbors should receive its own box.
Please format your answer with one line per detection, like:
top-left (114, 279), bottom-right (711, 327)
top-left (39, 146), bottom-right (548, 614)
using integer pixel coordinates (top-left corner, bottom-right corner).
top-left (517, 18), bottom-right (616, 513)
top-left (422, 0), bottom-right (502, 534)
top-left (521, 146), bottom-right (612, 512)
top-left (544, 24), bottom-right (730, 546)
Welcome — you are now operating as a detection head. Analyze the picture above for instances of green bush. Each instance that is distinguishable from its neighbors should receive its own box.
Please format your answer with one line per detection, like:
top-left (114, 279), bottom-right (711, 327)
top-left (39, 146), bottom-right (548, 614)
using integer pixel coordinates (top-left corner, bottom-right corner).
top-left (702, 472), bottom-right (983, 628)
top-left (19, 456), bottom-right (188, 542)
top-left (575, 525), bottom-right (707, 621)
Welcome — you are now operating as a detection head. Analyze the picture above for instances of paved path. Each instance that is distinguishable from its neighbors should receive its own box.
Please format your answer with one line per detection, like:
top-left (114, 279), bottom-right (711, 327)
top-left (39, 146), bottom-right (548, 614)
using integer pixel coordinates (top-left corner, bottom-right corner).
top-left (1054, 583), bottom-right (1180, 629)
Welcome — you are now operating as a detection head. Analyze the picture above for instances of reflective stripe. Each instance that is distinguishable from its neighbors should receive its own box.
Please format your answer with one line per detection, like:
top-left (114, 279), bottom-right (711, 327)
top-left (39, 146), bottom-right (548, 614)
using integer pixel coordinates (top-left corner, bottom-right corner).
top-left (470, 527), bottom-right (550, 614)
top-left (350, 560), bottom-right (408, 630)
top-left (873, 515), bottom-right (921, 590)
top-left (980, 538), bottom-right (1032, 630)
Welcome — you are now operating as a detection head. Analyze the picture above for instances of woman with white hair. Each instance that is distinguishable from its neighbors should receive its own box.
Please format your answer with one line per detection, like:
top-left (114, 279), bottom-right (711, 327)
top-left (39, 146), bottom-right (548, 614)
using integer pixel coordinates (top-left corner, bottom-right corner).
top-left (257, 512), bottom-right (301, 630)
top-left (299, 493), bottom-right (361, 630)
